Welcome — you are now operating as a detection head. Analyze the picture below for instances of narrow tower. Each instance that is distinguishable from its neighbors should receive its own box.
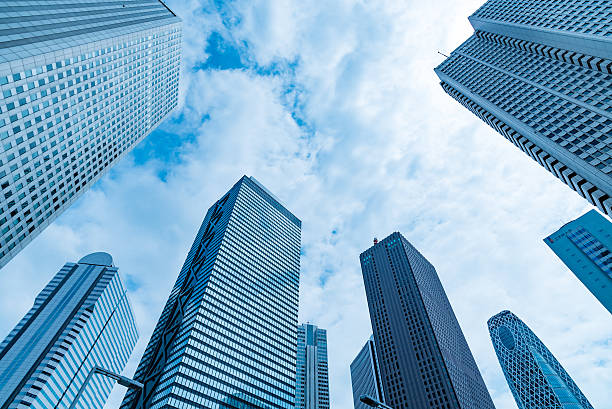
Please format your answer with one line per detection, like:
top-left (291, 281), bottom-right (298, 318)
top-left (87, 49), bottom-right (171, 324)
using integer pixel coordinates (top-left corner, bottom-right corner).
top-left (350, 336), bottom-right (385, 409)
top-left (0, 1), bottom-right (182, 267)
top-left (0, 252), bottom-right (138, 409)
top-left (121, 176), bottom-right (301, 409)
top-left (435, 0), bottom-right (612, 215)
top-left (488, 311), bottom-right (593, 409)
top-left (360, 232), bottom-right (495, 409)
top-left (296, 323), bottom-right (330, 409)
top-left (545, 209), bottom-right (612, 314)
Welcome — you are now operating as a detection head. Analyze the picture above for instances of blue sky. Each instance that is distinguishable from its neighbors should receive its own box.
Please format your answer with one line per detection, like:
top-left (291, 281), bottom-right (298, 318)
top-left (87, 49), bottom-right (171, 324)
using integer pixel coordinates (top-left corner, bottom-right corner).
top-left (1, 1), bottom-right (611, 408)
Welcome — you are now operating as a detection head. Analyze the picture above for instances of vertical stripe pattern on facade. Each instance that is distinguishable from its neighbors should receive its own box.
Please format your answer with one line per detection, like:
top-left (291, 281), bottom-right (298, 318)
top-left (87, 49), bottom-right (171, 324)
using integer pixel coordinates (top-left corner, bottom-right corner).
top-left (360, 233), bottom-right (496, 409)
top-left (0, 252), bottom-right (138, 409)
top-left (121, 176), bottom-right (301, 409)
top-left (350, 336), bottom-right (385, 409)
top-left (296, 324), bottom-right (330, 409)
top-left (0, 0), bottom-right (182, 268)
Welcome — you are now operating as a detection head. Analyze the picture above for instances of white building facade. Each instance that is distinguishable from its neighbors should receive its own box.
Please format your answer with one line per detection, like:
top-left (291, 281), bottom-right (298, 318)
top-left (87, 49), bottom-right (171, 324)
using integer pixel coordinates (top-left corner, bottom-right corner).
top-left (0, 0), bottom-right (182, 267)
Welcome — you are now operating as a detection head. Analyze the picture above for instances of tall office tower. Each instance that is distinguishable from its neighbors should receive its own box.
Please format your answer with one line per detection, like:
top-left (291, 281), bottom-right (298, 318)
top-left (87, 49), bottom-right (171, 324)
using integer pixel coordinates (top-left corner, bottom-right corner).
top-left (545, 209), bottom-right (612, 314)
top-left (121, 176), bottom-right (301, 409)
top-left (0, 252), bottom-right (138, 409)
top-left (488, 310), bottom-right (593, 409)
top-left (350, 336), bottom-right (385, 409)
top-left (435, 0), bottom-right (612, 216)
top-left (296, 323), bottom-right (330, 409)
top-left (0, 1), bottom-right (182, 268)
top-left (360, 233), bottom-right (496, 409)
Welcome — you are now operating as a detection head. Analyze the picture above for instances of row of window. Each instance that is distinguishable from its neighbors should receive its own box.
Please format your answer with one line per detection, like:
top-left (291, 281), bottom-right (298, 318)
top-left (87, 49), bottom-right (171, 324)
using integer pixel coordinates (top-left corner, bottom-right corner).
top-left (0, 24), bottom-right (180, 262)
top-left (472, 0), bottom-right (612, 37)
top-left (440, 37), bottom-right (612, 174)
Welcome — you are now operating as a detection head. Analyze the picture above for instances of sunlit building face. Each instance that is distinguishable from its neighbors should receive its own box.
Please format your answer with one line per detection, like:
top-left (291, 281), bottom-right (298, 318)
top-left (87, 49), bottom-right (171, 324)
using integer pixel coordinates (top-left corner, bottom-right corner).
top-left (0, 1), bottom-right (181, 268)
top-left (121, 176), bottom-right (301, 409)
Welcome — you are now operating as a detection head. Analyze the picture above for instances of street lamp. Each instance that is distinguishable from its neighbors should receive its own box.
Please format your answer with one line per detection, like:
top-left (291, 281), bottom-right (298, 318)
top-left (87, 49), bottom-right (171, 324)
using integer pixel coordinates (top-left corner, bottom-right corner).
top-left (359, 395), bottom-right (393, 409)
top-left (360, 394), bottom-right (395, 409)
top-left (68, 366), bottom-right (143, 409)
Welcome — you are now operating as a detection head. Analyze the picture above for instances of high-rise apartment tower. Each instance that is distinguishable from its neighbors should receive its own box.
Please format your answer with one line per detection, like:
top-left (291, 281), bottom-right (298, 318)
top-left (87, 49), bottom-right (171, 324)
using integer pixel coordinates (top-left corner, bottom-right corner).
top-left (296, 323), bottom-right (330, 409)
top-left (545, 209), bottom-right (612, 314)
top-left (488, 310), bottom-right (593, 409)
top-left (435, 0), bottom-right (612, 215)
top-left (0, 252), bottom-right (138, 409)
top-left (360, 232), bottom-right (496, 409)
top-left (0, 1), bottom-right (182, 267)
top-left (121, 176), bottom-right (301, 409)
top-left (350, 336), bottom-right (385, 409)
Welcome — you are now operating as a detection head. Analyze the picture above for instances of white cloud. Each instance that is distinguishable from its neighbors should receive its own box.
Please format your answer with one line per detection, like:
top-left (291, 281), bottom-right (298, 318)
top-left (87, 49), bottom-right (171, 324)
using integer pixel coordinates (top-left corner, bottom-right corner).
top-left (0, 1), bottom-right (610, 409)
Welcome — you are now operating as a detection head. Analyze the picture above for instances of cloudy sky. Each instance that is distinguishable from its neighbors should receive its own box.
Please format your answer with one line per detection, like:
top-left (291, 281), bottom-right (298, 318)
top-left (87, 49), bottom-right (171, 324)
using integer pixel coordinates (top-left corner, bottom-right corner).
top-left (1, 0), bottom-right (611, 408)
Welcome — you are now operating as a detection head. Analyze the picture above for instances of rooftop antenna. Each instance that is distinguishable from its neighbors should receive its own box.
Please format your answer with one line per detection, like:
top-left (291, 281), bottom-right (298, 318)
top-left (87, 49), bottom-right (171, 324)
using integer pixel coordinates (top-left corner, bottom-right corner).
top-left (437, 51), bottom-right (449, 58)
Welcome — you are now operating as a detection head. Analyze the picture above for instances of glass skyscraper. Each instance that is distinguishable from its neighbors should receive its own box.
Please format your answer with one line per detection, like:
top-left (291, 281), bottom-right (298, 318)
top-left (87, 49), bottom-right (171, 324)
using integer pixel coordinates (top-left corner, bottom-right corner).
top-left (350, 335), bottom-right (385, 409)
top-left (435, 0), bottom-right (612, 216)
top-left (296, 323), bottom-right (330, 409)
top-left (0, 1), bottom-right (182, 268)
top-left (0, 252), bottom-right (138, 409)
top-left (488, 310), bottom-right (593, 409)
top-left (121, 176), bottom-right (301, 409)
top-left (360, 233), bottom-right (496, 409)
top-left (544, 209), bottom-right (612, 314)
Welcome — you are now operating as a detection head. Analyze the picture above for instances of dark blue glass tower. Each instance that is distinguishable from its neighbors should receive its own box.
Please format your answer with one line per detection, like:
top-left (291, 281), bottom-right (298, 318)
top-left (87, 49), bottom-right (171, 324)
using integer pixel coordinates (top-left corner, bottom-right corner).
top-left (360, 233), bottom-right (495, 409)
top-left (488, 311), bottom-right (593, 409)
top-left (121, 176), bottom-right (301, 409)
top-left (350, 336), bottom-right (385, 409)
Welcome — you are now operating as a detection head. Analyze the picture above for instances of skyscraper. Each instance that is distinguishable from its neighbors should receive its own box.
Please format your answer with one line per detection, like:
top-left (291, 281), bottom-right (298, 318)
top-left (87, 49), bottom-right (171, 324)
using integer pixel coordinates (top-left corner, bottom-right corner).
top-left (435, 0), bottom-right (612, 216)
top-left (488, 310), bottom-right (593, 409)
top-left (350, 336), bottom-right (385, 409)
top-left (121, 176), bottom-right (301, 409)
top-left (0, 1), bottom-right (182, 268)
top-left (360, 233), bottom-right (495, 409)
top-left (0, 252), bottom-right (138, 409)
top-left (296, 323), bottom-right (330, 409)
top-left (544, 209), bottom-right (612, 314)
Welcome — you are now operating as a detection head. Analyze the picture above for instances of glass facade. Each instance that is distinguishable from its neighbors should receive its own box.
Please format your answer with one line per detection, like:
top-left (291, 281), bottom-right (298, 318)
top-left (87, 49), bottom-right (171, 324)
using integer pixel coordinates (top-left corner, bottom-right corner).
top-left (544, 209), bottom-right (612, 314)
top-left (435, 0), bottom-right (612, 216)
top-left (0, 252), bottom-right (138, 409)
top-left (360, 232), bottom-right (496, 409)
top-left (121, 176), bottom-right (301, 409)
top-left (349, 336), bottom-right (385, 409)
top-left (488, 310), bottom-right (593, 409)
top-left (0, 1), bottom-right (182, 268)
top-left (296, 323), bottom-right (330, 409)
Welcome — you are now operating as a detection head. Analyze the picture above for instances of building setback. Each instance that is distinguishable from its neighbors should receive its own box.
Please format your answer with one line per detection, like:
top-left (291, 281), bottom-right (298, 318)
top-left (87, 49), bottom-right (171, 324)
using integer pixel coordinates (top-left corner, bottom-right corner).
top-left (545, 209), bottom-right (612, 314)
top-left (360, 232), bottom-right (496, 409)
top-left (0, 252), bottom-right (138, 409)
top-left (488, 311), bottom-right (593, 409)
top-left (0, 0), bottom-right (182, 268)
top-left (120, 176), bottom-right (301, 409)
top-left (296, 323), bottom-right (330, 409)
top-left (350, 336), bottom-right (385, 409)
top-left (435, 0), bottom-right (612, 215)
